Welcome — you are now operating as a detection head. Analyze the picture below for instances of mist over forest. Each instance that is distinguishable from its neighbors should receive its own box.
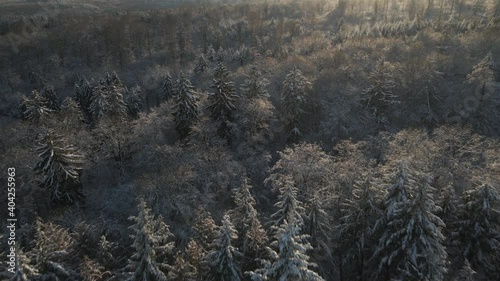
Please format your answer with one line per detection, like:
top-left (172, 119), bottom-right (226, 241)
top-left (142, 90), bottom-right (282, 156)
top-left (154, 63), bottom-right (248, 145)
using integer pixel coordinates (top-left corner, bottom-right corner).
top-left (1, 0), bottom-right (500, 280)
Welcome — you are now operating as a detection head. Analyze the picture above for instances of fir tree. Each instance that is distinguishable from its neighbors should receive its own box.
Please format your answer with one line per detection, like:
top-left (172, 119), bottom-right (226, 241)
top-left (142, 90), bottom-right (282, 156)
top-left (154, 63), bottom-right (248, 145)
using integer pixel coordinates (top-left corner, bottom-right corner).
top-left (9, 249), bottom-right (39, 281)
top-left (167, 252), bottom-right (197, 281)
top-left (228, 178), bottom-right (267, 265)
top-left (161, 74), bottom-right (176, 102)
top-left (74, 75), bottom-right (94, 124)
top-left (281, 67), bottom-right (311, 140)
top-left (361, 59), bottom-right (397, 124)
top-left (125, 85), bottom-right (145, 118)
top-left (207, 62), bottom-right (238, 139)
top-left (454, 259), bottom-right (476, 281)
top-left (90, 72), bottom-right (128, 123)
top-left (457, 183), bottom-right (500, 277)
top-left (464, 52), bottom-right (499, 134)
top-left (173, 72), bottom-right (199, 139)
top-left (194, 54), bottom-right (209, 74)
top-left (336, 177), bottom-right (382, 281)
top-left (33, 131), bottom-right (85, 204)
top-left (250, 221), bottom-right (324, 281)
top-left (20, 90), bottom-right (53, 124)
top-left (126, 199), bottom-right (175, 281)
top-left (241, 65), bottom-right (269, 99)
top-left (269, 175), bottom-right (305, 229)
top-left (372, 172), bottom-right (447, 281)
top-left (29, 218), bottom-right (76, 279)
top-left (205, 214), bottom-right (243, 281)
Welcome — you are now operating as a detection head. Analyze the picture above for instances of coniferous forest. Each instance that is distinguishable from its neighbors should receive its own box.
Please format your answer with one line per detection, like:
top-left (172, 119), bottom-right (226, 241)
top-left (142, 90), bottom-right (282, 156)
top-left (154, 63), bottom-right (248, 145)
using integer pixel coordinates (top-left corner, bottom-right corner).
top-left (1, 0), bottom-right (500, 280)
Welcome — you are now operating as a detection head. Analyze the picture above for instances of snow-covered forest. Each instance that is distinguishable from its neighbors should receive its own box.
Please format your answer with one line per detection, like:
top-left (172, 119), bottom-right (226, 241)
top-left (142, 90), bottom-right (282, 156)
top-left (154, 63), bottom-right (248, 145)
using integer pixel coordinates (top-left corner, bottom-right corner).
top-left (1, 0), bottom-right (500, 280)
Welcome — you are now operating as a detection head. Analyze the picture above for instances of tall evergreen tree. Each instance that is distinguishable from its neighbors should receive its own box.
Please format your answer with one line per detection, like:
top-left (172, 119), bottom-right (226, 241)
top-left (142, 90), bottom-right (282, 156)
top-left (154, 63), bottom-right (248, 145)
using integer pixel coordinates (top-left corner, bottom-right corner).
top-left (126, 199), bottom-right (175, 281)
top-left (372, 171), bottom-right (447, 281)
top-left (269, 175), bottom-right (305, 229)
top-left (161, 74), bottom-right (176, 102)
top-left (281, 67), bottom-right (311, 140)
top-left (207, 62), bottom-right (238, 139)
top-left (194, 54), bottom-right (209, 74)
top-left (20, 90), bottom-right (54, 124)
top-left (205, 214), bottom-right (242, 281)
top-left (228, 178), bottom-right (267, 259)
top-left (167, 251), bottom-right (197, 281)
top-left (361, 59), bottom-right (397, 124)
top-left (125, 85), bottom-right (145, 118)
top-left (33, 131), bottom-right (85, 204)
top-left (457, 183), bottom-right (500, 277)
top-left (241, 65), bottom-right (269, 99)
top-left (464, 52), bottom-right (499, 134)
top-left (173, 72), bottom-right (199, 139)
top-left (250, 221), bottom-right (324, 281)
top-left (74, 75), bottom-right (94, 124)
top-left (454, 259), bottom-right (476, 281)
top-left (336, 177), bottom-right (383, 281)
top-left (90, 72), bottom-right (128, 123)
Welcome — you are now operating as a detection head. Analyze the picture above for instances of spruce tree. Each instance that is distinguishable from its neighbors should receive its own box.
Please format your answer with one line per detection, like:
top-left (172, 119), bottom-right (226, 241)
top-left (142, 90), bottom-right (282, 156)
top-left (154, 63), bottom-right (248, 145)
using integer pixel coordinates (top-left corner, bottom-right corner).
top-left (464, 52), bottom-right (499, 134)
top-left (74, 75), bottom-right (94, 124)
top-left (336, 177), bottom-right (382, 281)
top-left (173, 72), bottom-right (199, 139)
top-left (194, 54), bottom-right (209, 74)
top-left (372, 171), bottom-right (447, 281)
top-left (20, 90), bottom-right (53, 124)
top-left (33, 131), bottom-right (85, 204)
top-left (205, 214), bottom-right (242, 281)
top-left (125, 85), bottom-right (145, 118)
top-left (207, 62), bottom-right (238, 139)
top-left (455, 259), bottom-right (476, 281)
top-left (457, 183), bottom-right (500, 277)
top-left (161, 74), bottom-right (176, 102)
top-left (241, 65), bottom-right (269, 99)
top-left (90, 72), bottom-right (128, 123)
top-left (281, 67), bottom-right (311, 139)
top-left (250, 221), bottom-right (324, 281)
top-left (126, 199), bottom-right (175, 281)
top-left (228, 178), bottom-right (267, 260)
top-left (9, 249), bottom-right (39, 281)
top-left (269, 175), bottom-right (305, 229)
top-left (361, 59), bottom-right (397, 124)
top-left (167, 252), bottom-right (197, 281)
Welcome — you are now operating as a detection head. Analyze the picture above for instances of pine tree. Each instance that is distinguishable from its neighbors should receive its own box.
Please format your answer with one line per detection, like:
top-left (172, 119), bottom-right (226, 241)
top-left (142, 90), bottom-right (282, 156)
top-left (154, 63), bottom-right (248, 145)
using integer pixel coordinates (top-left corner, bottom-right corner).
top-left (336, 177), bottom-right (382, 281)
top-left (229, 178), bottom-right (267, 257)
top-left (205, 214), bottom-right (243, 281)
top-left (75, 75), bottom-right (94, 124)
top-left (241, 65), bottom-right (269, 99)
top-left (281, 67), bottom-right (311, 139)
top-left (126, 199), bottom-right (175, 281)
top-left (194, 54), bottom-right (209, 74)
top-left (90, 72), bottom-right (128, 123)
top-left (269, 175), bottom-right (305, 229)
top-left (173, 72), bottom-right (199, 139)
top-left (372, 172), bottom-right (447, 281)
top-left (457, 183), bottom-right (500, 277)
top-left (250, 221), bottom-right (324, 281)
top-left (464, 52), bottom-right (499, 134)
top-left (20, 90), bottom-right (53, 124)
top-left (29, 218), bottom-right (76, 279)
top-left (9, 249), bottom-right (39, 281)
top-left (40, 86), bottom-right (60, 111)
top-left (454, 259), bottom-right (476, 281)
top-left (207, 62), bottom-right (238, 139)
top-left (33, 131), bottom-right (85, 204)
top-left (371, 161), bottom-right (413, 280)
top-left (361, 59), bottom-right (397, 124)
top-left (161, 74), bottom-right (176, 102)
top-left (125, 85), bottom-right (145, 118)
top-left (167, 251), bottom-right (197, 281)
